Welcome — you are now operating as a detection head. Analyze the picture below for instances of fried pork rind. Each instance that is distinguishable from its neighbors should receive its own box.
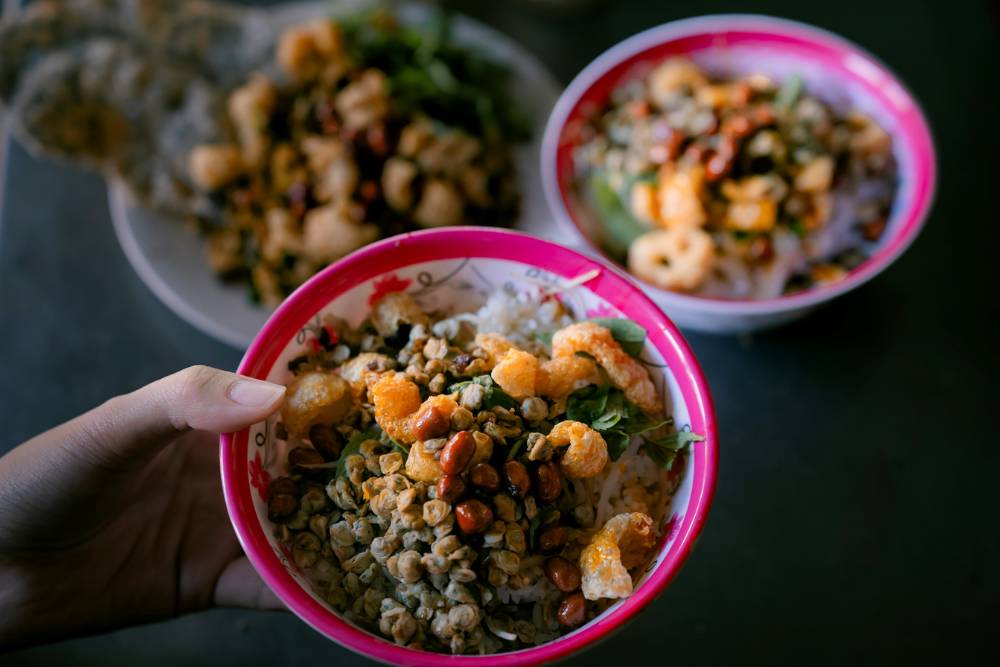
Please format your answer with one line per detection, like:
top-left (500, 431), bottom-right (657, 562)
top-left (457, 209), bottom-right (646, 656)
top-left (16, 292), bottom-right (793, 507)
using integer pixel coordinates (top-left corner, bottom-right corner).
top-left (552, 322), bottom-right (660, 415)
top-left (370, 372), bottom-right (422, 443)
top-left (536, 356), bottom-right (600, 400)
top-left (579, 512), bottom-right (657, 601)
top-left (472, 332), bottom-right (517, 369)
top-left (490, 349), bottom-right (539, 400)
top-left (281, 371), bottom-right (352, 439)
top-left (547, 420), bottom-right (609, 479)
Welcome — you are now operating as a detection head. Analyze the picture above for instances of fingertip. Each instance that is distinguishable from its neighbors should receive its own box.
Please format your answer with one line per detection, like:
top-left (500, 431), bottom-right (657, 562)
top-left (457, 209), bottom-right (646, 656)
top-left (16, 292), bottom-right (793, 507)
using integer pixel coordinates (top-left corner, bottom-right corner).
top-left (228, 378), bottom-right (286, 409)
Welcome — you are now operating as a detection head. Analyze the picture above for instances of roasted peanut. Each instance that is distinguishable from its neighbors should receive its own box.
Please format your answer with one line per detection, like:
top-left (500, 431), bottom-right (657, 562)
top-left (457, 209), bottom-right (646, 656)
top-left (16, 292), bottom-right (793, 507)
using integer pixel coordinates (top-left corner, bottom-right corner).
top-left (534, 460), bottom-right (562, 503)
top-left (503, 460), bottom-right (531, 498)
top-left (455, 499), bottom-right (493, 534)
top-left (440, 431), bottom-right (475, 475)
top-left (544, 556), bottom-right (582, 593)
top-left (537, 524), bottom-right (568, 552)
top-left (469, 463), bottom-right (500, 492)
top-left (557, 592), bottom-right (586, 628)
top-left (288, 446), bottom-right (325, 472)
top-left (437, 474), bottom-right (466, 504)
top-left (308, 423), bottom-right (343, 460)
top-left (267, 493), bottom-right (299, 523)
top-left (268, 477), bottom-right (299, 499)
top-left (411, 404), bottom-right (450, 441)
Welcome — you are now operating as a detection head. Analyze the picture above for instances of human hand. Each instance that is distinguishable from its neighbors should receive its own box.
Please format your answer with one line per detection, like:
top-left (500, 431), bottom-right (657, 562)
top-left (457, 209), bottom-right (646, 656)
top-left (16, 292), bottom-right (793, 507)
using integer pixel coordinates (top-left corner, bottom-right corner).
top-left (0, 366), bottom-right (286, 649)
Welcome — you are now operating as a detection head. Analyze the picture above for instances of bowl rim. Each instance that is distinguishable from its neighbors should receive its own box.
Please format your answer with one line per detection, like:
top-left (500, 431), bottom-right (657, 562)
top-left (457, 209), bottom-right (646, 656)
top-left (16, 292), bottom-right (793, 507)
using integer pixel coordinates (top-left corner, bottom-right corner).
top-left (220, 227), bottom-right (719, 666)
top-left (540, 13), bottom-right (937, 315)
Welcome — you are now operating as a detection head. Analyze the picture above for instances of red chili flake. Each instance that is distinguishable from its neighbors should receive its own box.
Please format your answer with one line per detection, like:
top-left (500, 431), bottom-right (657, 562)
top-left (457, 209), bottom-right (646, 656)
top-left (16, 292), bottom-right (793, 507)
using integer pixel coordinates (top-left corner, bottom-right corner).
top-left (323, 325), bottom-right (339, 346)
top-left (367, 273), bottom-right (413, 306)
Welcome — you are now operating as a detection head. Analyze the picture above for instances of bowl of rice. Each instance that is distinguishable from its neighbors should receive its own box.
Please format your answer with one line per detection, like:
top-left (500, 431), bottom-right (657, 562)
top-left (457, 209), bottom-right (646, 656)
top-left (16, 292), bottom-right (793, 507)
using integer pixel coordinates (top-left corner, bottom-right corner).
top-left (220, 227), bottom-right (717, 664)
top-left (541, 15), bottom-right (936, 333)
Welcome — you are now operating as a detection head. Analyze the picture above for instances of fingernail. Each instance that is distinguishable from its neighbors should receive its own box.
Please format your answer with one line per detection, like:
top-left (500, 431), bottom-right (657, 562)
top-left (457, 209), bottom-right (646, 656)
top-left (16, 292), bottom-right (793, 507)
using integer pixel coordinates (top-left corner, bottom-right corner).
top-left (228, 379), bottom-right (285, 407)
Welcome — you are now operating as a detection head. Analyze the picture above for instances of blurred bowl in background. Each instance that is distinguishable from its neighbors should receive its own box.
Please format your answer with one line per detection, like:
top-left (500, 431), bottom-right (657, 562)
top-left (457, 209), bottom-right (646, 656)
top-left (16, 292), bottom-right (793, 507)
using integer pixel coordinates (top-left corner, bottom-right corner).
top-left (542, 14), bottom-right (936, 333)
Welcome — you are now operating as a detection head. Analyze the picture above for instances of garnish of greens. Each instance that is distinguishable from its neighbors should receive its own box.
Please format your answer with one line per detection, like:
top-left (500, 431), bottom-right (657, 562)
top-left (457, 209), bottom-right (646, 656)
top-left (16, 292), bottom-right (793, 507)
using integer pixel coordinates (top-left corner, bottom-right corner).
top-left (339, 9), bottom-right (530, 143)
top-left (589, 174), bottom-right (649, 262)
top-left (555, 317), bottom-right (703, 467)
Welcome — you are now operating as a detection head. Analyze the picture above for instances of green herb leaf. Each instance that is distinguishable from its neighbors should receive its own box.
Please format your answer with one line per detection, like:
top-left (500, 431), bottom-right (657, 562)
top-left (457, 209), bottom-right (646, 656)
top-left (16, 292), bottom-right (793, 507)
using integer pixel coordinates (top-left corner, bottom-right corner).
top-left (589, 175), bottom-right (649, 262)
top-left (341, 9), bottom-right (530, 141)
top-left (527, 514), bottom-right (542, 549)
top-left (566, 384), bottom-right (610, 424)
top-left (507, 434), bottom-right (527, 461)
top-left (788, 218), bottom-right (807, 238)
top-left (390, 437), bottom-right (410, 457)
top-left (641, 429), bottom-right (705, 469)
top-left (336, 430), bottom-right (379, 479)
top-left (590, 389), bottom-right (626, 431)
top-left (775, 74), bottom-right (803, 111)
top-left (603, 429), bottom-right (631, 461)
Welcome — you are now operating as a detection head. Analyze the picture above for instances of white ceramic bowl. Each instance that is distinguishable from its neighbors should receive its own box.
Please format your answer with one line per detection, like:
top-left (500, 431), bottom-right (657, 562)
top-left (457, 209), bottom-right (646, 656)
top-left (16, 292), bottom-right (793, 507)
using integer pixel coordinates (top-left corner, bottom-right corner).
top-left (541, 15), bottom-right (936, 334)
top-left (109, 0), bottom-right (562, 348)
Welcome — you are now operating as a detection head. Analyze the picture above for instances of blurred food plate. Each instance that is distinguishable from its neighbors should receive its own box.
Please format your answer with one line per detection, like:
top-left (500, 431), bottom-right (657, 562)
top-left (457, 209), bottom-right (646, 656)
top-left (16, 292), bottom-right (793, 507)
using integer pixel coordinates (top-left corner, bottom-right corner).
top-left (108, 1), bottom-right (561, 349)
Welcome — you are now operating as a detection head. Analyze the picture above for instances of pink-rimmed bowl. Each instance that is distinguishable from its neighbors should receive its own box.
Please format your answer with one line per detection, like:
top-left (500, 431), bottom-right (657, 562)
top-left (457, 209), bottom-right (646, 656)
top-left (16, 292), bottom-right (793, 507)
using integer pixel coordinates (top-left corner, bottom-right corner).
top-left (220, 227), bottom-right (718, 665)
top-left (541, 14), bottom-right (937, 334)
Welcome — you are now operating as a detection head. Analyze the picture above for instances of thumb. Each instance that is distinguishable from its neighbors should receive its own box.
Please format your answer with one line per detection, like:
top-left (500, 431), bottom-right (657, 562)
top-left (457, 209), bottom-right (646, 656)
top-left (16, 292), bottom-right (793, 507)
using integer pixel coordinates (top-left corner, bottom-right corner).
top-left (71, 365), bottom-right (284, 466)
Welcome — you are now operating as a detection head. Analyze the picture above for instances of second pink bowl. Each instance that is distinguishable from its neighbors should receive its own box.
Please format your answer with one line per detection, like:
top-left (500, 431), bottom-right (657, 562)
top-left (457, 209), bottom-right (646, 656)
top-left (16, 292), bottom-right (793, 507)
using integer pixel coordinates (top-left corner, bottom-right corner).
top-left (542, 14), bottom-right (936, 333)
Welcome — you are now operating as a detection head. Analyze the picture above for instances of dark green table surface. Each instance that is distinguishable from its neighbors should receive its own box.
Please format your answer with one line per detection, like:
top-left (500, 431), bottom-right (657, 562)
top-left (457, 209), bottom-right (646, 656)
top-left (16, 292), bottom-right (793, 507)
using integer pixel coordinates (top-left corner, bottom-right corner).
top-left (1, 0), bottom-right (996, 664)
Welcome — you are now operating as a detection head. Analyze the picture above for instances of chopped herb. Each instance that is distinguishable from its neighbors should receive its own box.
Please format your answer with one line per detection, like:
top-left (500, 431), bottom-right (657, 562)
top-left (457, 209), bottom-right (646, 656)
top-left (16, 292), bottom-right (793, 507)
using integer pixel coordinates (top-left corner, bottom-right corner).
top-left (775, 74), bottom-right (803, 112)
top-left (390, 437), bottom-right (410, 457)
top-left (641, 429), bottom-right (705, 470)
top-left (341, 9), bottom-right (530, 142)
top-left (788, 218), bottom-right (807, 238)
top-left (590, 174), bottom-right (648, 262)
top-left (566, 384), bottom-right (610, 424)
top-left (566, 384), bottom-right (672, 461)
top-left (589, 389), bottom-right (625, 431)
top-left (507, 434), bottom-right (527, 461)
top-left (602, 429), bottom-right (631, 461)
top-left (336, 430), bottom-right (379, 479)
top-left (527, 514), bottom-right (542, 549)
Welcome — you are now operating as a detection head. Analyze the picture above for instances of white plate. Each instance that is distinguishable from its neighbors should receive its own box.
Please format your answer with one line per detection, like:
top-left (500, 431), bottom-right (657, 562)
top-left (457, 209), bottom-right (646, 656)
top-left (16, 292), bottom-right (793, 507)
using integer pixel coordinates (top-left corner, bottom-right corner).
top-left (109, 1), bottom-right (563, 349)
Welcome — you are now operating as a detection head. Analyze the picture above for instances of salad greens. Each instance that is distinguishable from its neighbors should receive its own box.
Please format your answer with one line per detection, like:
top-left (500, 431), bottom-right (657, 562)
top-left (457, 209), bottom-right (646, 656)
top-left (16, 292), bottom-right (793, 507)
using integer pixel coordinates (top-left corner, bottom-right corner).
top-left (589, 174), bottom-right (648, 262)
top-left (566, 384), bottom-right (673, 462)
top-left (340, 9), bottom-right (530, 143)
